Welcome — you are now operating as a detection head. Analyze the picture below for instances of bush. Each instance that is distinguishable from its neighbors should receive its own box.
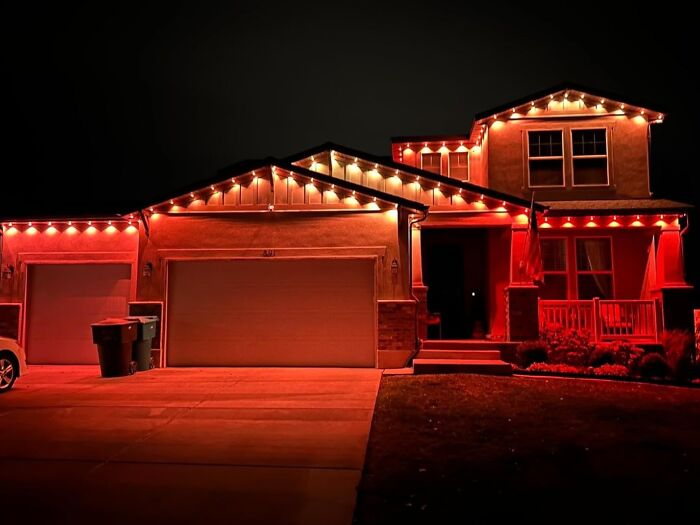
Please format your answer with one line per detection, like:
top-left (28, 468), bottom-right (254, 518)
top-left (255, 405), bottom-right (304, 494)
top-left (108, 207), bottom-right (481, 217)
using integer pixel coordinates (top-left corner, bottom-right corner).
top-left (590, 341), bottom-right (644, 368)
top-left (543, 327), bottom-right (593, 366)
top-left (593, 364), bottom-right (629, 377)
top-left (589, 345), bottom-right (616, 367)
top-left (527, 362), bottom-right (580, 374)
top-left (516, 340), bottom-right (548, 367)
top-left (663, 330), bottom-right (695, 381)
top-left (638, 353), bottom-right (669, 379)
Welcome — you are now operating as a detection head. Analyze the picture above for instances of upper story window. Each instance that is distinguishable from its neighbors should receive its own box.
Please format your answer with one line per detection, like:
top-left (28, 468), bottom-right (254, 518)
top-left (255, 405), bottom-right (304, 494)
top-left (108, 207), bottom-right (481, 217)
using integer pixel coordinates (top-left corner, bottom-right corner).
top-left (421, 153), bottom-right (441, 174)
top-left (527, 130), bottom-right (564, 187)
top-left (448, 152), bottom-right (469, 180)
top-left (571, 129), bottom-right (608, 186)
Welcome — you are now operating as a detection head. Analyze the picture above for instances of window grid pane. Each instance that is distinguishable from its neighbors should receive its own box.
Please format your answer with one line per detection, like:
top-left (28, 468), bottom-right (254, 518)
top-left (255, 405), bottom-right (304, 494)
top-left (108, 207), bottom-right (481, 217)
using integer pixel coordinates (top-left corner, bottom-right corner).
top-left (572, 129), bottom-right (607, 156)
top-left (528, 131), bottom-right (563, 158)
top-left (421, 153), bottom-right (441, 174)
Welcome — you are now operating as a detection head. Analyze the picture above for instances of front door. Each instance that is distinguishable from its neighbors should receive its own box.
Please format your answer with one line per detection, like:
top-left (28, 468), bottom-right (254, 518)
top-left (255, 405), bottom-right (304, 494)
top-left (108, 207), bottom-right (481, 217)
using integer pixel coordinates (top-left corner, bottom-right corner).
top-left (422, 228), bottom-right (488, 339)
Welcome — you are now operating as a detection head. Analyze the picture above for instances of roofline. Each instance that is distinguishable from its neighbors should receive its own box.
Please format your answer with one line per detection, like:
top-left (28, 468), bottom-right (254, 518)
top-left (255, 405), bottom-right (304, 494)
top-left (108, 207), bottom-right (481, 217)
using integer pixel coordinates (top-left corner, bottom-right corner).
top-left (0, 214), bottom-right (126, 223)
top-left (284, 142), bottom-right (545, 210)
top-left (473, 82), bottom-right (667, 122)
top-left (544, 205), bottom-right (693, 217)
top-left (390, 134), bottom-right (472, 143)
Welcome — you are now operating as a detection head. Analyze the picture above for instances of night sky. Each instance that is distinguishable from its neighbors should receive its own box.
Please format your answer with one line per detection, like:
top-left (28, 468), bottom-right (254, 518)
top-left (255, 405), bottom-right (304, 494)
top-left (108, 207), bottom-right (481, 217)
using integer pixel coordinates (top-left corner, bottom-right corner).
top-left (3, 2), bottom-right (697, 291)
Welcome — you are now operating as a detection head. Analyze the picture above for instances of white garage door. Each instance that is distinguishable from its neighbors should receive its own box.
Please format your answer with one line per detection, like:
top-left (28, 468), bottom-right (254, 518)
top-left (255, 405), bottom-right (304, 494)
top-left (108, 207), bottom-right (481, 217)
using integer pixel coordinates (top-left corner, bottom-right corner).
top-left (26, 264), bottom-right (132, 364)
top-left (166, 259), bottom-right (376, 367)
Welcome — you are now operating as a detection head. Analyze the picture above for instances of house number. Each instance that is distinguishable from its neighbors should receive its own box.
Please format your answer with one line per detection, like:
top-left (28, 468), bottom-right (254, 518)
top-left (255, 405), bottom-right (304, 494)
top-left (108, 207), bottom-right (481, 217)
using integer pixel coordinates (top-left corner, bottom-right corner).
top-left (262, 249), bottom-right (276, 257)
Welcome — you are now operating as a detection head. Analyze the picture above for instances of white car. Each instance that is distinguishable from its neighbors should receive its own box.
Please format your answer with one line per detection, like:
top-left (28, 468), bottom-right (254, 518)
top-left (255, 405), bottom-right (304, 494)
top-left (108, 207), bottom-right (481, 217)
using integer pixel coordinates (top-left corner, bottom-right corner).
top-left (0, 337), bottom-right (27, 393)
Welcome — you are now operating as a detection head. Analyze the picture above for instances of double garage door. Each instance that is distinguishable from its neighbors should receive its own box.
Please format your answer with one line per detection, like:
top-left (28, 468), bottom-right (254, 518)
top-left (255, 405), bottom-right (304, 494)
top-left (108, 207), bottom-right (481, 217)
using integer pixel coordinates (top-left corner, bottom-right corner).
top-left (25, 259), bottom-right (376, 367)
top-left (166, 259), bottom-right (376, 367)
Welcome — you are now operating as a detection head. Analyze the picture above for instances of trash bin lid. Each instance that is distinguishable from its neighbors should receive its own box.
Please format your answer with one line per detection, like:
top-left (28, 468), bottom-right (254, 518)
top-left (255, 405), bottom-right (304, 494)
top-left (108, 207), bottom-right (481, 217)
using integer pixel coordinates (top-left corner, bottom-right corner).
top-left (123, 316), bottom-right (160, 323)
top-left (92, 318), bottom-right (138, 327)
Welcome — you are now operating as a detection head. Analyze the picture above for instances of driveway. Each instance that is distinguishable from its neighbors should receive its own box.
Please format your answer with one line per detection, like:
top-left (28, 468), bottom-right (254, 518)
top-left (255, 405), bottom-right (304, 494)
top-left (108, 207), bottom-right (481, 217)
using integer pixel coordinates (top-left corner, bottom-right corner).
top-left (0, 366), bottom-right (382, 525)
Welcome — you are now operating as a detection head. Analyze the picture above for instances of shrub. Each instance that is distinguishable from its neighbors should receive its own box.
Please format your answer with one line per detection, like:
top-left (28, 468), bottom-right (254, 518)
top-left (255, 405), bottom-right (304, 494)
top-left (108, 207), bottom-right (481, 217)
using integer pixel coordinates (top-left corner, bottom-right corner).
top-left (516, 340), bottom-right (548, 367)
top-left (593, 364), bottom-right (629, 377)
top-left (543, 327), bottom-right (593, 366)
top-left (589, 344), bottom-right (616, 367)
top-left (527, 362), bottom-right (580, 374)
top-left (637, 353), bottom-right (669, 379)
top-left (590, 341), bottom-right (644, 368)
top-left (663, 330), bottom-right (695, 381)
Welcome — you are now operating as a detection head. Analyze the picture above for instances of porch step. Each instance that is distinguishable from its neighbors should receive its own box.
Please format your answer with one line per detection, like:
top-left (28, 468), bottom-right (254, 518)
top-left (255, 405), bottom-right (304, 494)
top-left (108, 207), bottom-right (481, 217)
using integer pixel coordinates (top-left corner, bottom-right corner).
top-left (421, 340), bottom-right (515, 351)
top-left (413, 358), bottom-right (513, 375)
top-left (416, 350), bottom-right (502, 360)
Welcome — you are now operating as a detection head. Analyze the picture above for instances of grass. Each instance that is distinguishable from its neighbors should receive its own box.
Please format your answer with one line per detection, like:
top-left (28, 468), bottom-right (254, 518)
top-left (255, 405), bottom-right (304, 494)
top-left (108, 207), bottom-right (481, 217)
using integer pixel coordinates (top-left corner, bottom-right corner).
top-left (353, 374), bottom-right (700, 524)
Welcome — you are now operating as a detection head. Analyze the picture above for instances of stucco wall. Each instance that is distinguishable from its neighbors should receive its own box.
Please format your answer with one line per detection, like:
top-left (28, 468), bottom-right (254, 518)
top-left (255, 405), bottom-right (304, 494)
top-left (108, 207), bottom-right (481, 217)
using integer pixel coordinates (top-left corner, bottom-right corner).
top-left (487, 114), bottom-right (650, 200)
top-left (136, 210), bottom-right (410, 302)
top-left (0, 223), bottom-right (139, 304)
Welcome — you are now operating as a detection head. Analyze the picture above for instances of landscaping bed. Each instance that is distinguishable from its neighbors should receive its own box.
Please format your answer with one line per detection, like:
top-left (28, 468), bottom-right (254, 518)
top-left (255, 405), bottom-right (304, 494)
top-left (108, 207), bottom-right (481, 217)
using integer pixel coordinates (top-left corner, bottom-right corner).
top-left (353, 374), bottom-right (700, 524)
top-left (514, 326), bottom-right (699, 384)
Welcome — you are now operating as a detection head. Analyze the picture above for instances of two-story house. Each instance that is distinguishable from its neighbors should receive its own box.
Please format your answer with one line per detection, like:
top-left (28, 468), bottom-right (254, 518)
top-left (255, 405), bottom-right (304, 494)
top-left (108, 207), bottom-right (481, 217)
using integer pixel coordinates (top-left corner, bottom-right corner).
top-left (0, 84), bottom-right (693, 371)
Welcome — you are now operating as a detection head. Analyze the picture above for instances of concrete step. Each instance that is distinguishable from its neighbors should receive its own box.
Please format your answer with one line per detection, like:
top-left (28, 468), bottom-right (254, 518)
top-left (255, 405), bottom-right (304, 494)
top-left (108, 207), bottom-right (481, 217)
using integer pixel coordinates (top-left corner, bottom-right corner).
top-left (413, 358), bottom-right (513, 375)
top-left (421, 340), bottom-right (511, 350)
top-left (415, 350), bottom-right (502, 360)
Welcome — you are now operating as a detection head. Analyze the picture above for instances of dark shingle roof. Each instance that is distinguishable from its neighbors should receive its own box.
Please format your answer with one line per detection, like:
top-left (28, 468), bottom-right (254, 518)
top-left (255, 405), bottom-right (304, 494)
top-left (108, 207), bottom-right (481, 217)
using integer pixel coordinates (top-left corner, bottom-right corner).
top-left (541, 199), bottom-right (692, 216)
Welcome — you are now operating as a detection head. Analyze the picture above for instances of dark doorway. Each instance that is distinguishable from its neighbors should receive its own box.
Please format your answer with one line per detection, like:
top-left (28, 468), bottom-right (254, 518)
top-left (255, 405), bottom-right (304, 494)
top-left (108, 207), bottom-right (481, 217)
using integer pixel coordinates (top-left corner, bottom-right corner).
top-left (422, 228), bottom-right (488, 339)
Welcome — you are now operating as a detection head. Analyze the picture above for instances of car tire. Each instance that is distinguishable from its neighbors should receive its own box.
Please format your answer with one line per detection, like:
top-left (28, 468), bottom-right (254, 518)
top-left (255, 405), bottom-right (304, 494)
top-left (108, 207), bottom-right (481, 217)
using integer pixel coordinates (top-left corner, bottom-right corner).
top-left (0, 353), bottom-right (18, 393)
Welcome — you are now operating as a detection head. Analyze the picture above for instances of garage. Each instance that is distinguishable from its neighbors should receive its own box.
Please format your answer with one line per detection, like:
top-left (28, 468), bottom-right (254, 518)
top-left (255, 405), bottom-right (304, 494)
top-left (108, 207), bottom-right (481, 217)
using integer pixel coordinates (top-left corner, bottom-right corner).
top-left (166, 258), bottom-right (376, 367)
top-left (26, 264), bottom-right (132, 364)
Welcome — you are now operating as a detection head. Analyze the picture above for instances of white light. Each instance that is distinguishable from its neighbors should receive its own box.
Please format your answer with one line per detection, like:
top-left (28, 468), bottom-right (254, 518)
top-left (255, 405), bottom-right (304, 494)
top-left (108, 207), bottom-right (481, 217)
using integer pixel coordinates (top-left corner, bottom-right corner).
top-left (471, 292), bottom-right (476, 297)
top-left (28, 222), bottom-right (32, 226)
top-left (620, 104), bottom-right (625, 110)
top-left (170, 200), bottom-right (174, 205)
top-left (88, 221), bottom-right (92, 226)
top-left (108, 220), bottom-right (112, 225)
top-left (190, 192), bottom-right (195, 198)
top-left (600, 99), bottom-right (606, 104)
top-left (211, 185), bottom-right (215, 190)
top-left (68, 221), bottom-right (72, 226)
top-left (48, 221), bottom-right (52, 226)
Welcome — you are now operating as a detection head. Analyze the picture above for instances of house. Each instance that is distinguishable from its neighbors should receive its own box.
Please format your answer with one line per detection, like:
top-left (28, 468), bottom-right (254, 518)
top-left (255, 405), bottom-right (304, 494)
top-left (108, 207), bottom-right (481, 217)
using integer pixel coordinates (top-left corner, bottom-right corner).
top-left (0, 84), bottom-right (694, 370)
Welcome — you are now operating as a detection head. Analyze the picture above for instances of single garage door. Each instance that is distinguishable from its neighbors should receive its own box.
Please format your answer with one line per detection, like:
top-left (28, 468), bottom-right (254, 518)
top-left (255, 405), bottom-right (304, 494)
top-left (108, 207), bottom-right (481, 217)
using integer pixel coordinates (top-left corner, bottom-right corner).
top-left (166, 258), bottom-right (376, 367)
top-left (26, 264), bottom-right (132, 364)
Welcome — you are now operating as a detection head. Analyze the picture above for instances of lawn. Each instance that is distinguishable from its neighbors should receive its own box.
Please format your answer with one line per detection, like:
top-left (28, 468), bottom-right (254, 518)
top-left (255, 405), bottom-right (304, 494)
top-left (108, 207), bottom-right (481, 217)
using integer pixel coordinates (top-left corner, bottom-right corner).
top-left (353, 374), bottom-right (700, 524)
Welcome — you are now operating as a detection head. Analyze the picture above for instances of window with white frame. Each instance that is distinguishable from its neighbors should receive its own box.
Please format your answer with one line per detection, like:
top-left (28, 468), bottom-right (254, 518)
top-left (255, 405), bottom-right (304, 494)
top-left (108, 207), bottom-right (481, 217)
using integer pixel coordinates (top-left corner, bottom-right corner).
top-left (572, 129), bottom-right (608, 185)
top-left (575, 238), bottom-right (613, 299)
top-left (421, 152), bottom-right (441, 174)
top-left (528, 130), bottom-right (564, 187)
top-left (448, 152), bottom-right (468, 180)
top-left (540, 238), bottom-right (568, 299)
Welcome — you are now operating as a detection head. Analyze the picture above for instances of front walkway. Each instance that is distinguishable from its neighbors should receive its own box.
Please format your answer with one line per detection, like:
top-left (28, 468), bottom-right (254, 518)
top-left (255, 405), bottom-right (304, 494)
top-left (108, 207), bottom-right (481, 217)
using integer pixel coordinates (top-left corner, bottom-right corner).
top-left (0, 365), bottom-right (382, 525)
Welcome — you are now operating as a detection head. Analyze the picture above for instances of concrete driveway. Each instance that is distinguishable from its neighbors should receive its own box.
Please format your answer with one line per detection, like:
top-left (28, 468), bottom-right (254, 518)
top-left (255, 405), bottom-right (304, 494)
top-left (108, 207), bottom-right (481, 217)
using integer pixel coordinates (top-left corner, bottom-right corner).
top-left (0, 366), bottom-right (382, 525)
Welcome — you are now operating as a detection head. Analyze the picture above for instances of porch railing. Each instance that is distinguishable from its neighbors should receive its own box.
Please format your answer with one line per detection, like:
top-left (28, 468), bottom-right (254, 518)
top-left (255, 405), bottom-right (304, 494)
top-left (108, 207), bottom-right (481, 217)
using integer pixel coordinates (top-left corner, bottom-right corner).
top-left (538, 298), bottom-right (660, 342)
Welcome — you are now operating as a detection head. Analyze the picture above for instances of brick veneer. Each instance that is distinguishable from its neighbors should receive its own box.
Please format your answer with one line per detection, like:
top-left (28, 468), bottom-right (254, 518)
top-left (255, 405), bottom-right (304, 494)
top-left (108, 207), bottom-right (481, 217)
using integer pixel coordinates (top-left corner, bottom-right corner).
top-left (378, 300), bottom-right (417, 352)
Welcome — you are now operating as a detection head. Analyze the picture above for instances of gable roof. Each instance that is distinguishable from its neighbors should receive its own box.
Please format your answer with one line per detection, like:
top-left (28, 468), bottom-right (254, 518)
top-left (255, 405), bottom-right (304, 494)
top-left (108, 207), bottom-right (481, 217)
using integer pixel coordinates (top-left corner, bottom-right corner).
top-left (473, 82), bottom-right (666, 123)
top-left (141, 156), bottom-right (428, 214)
top-left (285, 142), bottom-right (543, 210)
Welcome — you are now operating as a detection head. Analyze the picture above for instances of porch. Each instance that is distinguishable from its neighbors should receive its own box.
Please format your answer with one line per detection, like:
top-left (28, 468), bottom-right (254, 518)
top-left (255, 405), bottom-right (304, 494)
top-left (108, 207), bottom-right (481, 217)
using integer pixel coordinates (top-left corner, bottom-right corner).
top-left (538, 298), bottom-right (661, 343)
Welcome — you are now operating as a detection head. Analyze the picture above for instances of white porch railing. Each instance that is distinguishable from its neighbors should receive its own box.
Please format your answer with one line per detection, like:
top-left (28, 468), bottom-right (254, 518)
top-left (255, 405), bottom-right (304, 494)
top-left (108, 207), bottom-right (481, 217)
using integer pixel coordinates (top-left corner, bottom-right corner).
top-left (538, 298), bottom-right (661, 342)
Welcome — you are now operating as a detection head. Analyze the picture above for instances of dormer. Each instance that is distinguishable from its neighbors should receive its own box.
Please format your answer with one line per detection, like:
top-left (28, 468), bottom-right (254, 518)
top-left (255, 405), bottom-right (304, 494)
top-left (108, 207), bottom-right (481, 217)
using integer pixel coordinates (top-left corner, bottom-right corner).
top-left (474, 84), bottom-right (665, 201)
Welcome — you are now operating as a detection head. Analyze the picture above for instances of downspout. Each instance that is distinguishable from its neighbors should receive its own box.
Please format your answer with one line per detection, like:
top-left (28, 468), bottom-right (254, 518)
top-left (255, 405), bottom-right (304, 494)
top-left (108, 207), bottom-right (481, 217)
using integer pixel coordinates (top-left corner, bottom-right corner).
top-left (405, 208), bottom-right (429, 367)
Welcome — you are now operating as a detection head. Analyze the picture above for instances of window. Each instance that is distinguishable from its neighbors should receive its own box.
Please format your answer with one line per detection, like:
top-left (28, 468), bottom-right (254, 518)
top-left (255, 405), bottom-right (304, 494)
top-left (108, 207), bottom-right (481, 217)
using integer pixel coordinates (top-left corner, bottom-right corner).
top-left (540, 238), bottom-right (568, 299)
top-left (528, 130), bottom-right (564, 187)
top-left (421, 153), bottom-right (441, 174)
top-left (572, 129), bottom-right (608, 185)
top-left (576, 238), bottom-right (613, 299)
top-left (448, 152), bottom-right (469, 180)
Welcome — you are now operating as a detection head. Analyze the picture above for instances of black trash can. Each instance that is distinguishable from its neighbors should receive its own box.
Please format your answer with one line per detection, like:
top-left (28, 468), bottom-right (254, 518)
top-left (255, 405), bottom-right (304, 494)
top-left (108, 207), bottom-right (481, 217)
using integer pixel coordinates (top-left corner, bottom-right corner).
top-left (123, 316), bottom-right (158, 371)
top-left (91, 318), bottom-right (138, 377)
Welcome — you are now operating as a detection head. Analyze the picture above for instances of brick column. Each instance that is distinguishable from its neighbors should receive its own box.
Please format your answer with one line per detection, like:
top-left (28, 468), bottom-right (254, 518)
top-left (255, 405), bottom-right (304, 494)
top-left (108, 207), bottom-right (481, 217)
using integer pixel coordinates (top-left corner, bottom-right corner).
top-left (506, 223), bottom-right (539, 341)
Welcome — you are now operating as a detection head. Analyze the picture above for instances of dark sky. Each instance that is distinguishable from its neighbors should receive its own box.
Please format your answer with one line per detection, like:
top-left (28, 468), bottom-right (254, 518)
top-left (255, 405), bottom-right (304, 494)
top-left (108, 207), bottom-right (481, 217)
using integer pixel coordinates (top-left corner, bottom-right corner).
top-left (2, 1), bottom-right (696, 248)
